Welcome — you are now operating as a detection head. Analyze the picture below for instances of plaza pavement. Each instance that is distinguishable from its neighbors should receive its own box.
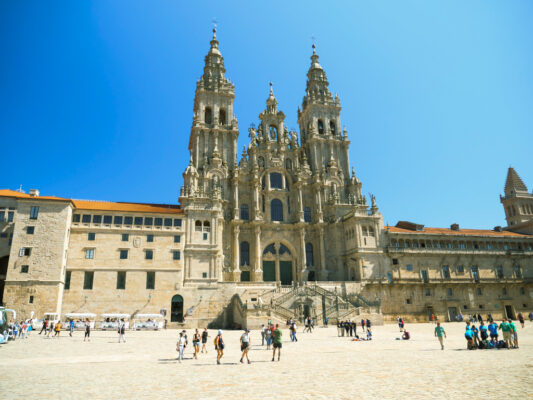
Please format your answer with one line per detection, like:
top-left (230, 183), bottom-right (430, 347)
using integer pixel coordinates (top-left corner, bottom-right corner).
top-left (0, 322), bottom-right (531, 399)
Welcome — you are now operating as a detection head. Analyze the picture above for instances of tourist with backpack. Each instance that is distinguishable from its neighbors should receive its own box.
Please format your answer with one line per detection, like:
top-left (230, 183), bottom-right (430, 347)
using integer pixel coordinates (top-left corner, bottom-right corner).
top-left (214, 330), bottom-right (224, 365)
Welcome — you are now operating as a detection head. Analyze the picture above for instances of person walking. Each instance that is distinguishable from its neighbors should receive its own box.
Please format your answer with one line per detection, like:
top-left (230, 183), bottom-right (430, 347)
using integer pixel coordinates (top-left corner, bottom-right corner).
top-left (397, 317), bottom-right (403, 332)
top-left (261, 324), bottom-right (266, 346)
top-left (366, 319), bottom-right (372, 331)
top-left (214, 330), bottom-right (224, 365)
top-left (118, 320), bottom-right (126, 343)
top-left (177, 332), bottom-right (186, 363)
top-left (84, 320), bottom-right (91, 342)
top-left (69, 320), bottom-right (75, 337)
top-left (39, 320), bottom-right (48, 335)
top-left (517, 313), bottom-right (525, 328)
top-left (192, 329), bottom-right (200, 359)
top-left (54, 321), bottom-right (62, 337)
top-left (201, 328), bottom-right (209, 354)
top-left (325, 317), bottom-right (329, 327)
top-left (337, 320), bottom-right (342, 337)
top-left (240, 329), bottom-right (251, 364)
top-left (348, 321), bottom-right (353, 337)
top-left (265, 324), bottom-right (272, 350)
top-left (47, 322), bottom-right (54, 338)
top-left (272, 324), bottom-right (282, 362)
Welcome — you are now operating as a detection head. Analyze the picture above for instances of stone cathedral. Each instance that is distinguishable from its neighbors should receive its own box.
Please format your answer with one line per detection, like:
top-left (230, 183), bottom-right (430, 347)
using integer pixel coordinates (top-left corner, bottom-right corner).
top-left (1, 30), bottom-right (532, 328)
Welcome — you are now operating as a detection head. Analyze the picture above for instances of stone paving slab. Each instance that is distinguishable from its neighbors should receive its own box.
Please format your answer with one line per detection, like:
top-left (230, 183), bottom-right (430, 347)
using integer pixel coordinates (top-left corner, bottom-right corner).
top-left (0, 322), bottom-right (532, 399)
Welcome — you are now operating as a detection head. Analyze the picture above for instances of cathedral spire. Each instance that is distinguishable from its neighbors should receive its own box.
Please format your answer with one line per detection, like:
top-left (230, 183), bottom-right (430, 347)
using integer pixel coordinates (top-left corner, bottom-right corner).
top-left (302, 44), bottom-right (334, 110)
top-left (504, 167), bottom-right (528, 197)
top-left (198, 27), bottom-right (231, 91)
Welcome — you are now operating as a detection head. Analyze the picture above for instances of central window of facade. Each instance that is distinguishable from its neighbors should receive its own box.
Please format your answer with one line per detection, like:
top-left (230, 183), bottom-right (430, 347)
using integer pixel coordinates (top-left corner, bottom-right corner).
top-left (270, 199), bottom-right (283, 222)
top-left (270, 173), bottom-right (283, 189)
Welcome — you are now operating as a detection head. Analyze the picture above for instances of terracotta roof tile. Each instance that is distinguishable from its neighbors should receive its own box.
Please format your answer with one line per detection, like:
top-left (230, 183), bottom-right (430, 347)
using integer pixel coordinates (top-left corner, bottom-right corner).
top-left (72, 199), bottom-right (182, 214)
top-left (0, 189), bottom-right (70, 202)
top-left (387, 225), bottom-right (529, 237)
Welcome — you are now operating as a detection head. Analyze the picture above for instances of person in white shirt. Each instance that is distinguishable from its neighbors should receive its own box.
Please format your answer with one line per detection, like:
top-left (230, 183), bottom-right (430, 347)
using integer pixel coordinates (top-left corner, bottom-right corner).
top-left (240, 329), bottom-right (251, 364)
top-left (177, 332), bottom-right (187, 363)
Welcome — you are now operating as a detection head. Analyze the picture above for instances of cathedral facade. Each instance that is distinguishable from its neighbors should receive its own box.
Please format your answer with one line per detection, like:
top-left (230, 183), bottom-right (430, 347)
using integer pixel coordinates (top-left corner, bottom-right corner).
top-left (1, 30), bottom-right (532, 327)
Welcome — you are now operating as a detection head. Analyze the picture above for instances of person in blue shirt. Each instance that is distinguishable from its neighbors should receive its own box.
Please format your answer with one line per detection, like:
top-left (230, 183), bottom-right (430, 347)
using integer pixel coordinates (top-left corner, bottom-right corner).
top-left (479, 321), bottom-right (488, 341)
top-left (69, 320), bottom-right (75, 337)
top-left (464, 327), bottom-right (474, 349)
top-left (488, 321), bottom-right (498, 342)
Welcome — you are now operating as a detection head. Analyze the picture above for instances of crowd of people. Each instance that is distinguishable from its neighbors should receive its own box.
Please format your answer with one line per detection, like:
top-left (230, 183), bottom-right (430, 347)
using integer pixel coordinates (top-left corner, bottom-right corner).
top-left (335, 319), bottom-right (373, 341)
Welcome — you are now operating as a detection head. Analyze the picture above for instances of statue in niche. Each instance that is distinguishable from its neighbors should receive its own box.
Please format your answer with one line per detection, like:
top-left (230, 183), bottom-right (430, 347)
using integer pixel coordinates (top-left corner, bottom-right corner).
top-left (269, 125), bottom-right (277, 140)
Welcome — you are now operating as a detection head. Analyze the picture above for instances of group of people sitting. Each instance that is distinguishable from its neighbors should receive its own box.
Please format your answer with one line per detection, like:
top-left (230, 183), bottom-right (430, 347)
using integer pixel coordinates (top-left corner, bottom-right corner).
top-left (464, 318), bottom-right (519, 350)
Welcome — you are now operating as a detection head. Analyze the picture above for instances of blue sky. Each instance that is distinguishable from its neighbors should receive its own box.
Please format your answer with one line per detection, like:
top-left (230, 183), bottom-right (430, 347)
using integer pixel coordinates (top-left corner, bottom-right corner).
top-left (1, 1), bottom-right (532, 229)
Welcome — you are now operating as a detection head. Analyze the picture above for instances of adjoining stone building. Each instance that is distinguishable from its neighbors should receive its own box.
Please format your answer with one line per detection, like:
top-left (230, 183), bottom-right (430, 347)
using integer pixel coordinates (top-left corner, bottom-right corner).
top-left (1, 30), bottom-right (532, 326)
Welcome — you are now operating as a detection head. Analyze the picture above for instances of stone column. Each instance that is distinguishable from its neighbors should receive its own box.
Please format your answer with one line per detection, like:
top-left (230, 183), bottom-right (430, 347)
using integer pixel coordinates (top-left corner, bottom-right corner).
top-left (233, 225), bottom-right (240, 281)
top-left (253, 225), bottom-right (262, 281)
top-left (298, 187), bottom-right (304, 222)
top-left (319, 227), bottom-right (328, 280)
top-left (299, 228), bottom-right (307, 282)
top-left (274, 243), bottom-right (280, 283)
top-left (233, 178), bottom-right (239, 219)
top-left (253, 183), bottom-right (260, 220)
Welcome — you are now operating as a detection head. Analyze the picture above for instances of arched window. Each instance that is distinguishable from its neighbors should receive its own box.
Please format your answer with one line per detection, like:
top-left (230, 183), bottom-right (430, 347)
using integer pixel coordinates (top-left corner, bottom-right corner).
top-left (317, 119), bottom-right (324, 134)
top-left (285, 158), bottom-right (292, 170)
top-left (219, 108), bottom-right (226, 125)
top-left (279, 244), bottom-right (291, 255)
top-left (304, 207), bottom-right (311, 223)
top-left (240, 241), bottom-right (250, 266)
top-left (271, 199), bottom-right (283, 222)
top-left (195, 220), bottom-right (202, 232)
top-left (305, 243), bottom-right (314, 266)
top-left (203, 221), bottom-right (210, 232)
top-left (263, 243), bottom-right (276, 255)
top-left (204, 107), bottom-right (212, 124)
top-left (171, 294), bottom-right (184, 322)
top-left (330, 120), bottom-right (336, 135)
top-left (270, 173), bottom-right (283, 189)
top-left (269, 125), bottom-right (278, 140)
top-left (240, 204), bottom-right (249, 220)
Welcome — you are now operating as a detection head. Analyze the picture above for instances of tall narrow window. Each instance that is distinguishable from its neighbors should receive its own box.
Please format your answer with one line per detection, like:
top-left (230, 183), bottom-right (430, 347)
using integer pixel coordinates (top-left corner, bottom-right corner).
top-left (317, 120), bottom-right (324, 134)
top-left (173, 250), bottom-right (181, 260)
top-left (145, 250), bottom-right (153, 260)
top-left (442, 265), bottom-right (450, 279)
top-left (514, 265), bottom-right (522, 278)
top-left (64, 270), bottom-right (71, 290)
top-left (330, 120), bottom-right (336, 135)
top-left (116, 271), bottom-right (126, 290)
top-left (240, 241), bottom-right (250, 266)
top-left (83, 271), bottom-right (94, 290)
top-left (204, 107), bottom-right (212, 124)
top-left (472, 266), bottom-right (479, 282)
top-left (30, 206), bottom-right (39, 219)
top-left (195, 220), bottom-right (202, 231)
top-left (203, 221), bottom-right (210, 232)
top-left (146, 271), bottom-right (155, 290)
top-left (271, 199), bottom-right (283, 222)
top-left (496, 265), bottom-right (504, 279)
top-left (219, 108), bottom-right (226, 125)
top-left (305, 243), bottom-right (314, 266)
top-left (304, 207), bottom-right (311, 223)
top-left (85, 249), bottom-right (95, 259)
top-left (240, 204), bottom-right (249, 220)
top-left (421, 270), bottom-right (429, 283)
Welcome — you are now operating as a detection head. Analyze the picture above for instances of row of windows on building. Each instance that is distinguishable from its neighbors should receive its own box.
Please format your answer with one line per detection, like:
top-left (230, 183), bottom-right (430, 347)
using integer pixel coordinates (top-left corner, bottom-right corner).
top-left (64, 270), bottom-right (159, 290)
top-left (238, 202), bottom-right (312, 223)
top-left (86, 232), bottom-right (180, 243)
top-left (391, 261), bottom-right (523, 281)
top-left (203, 107), bottom-right (227, 125)
top-left (391, 239), bottom-right (532, 252)
top-left (238, 241), bottom-right (314, 266)
top-left (507, 203), bottom-right (533, 217)
top-left (84, 248), bottom-right (181, 261)
top-left (73, 214), bottom-right (182, 228)
top-left (404, 286), bottom-right (528, 303)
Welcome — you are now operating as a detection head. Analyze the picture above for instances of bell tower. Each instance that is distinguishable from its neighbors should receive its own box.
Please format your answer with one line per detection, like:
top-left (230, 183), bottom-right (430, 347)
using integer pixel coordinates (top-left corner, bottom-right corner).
top-left (188, 28), bottom-right (239, 173)
top-left (297, 45), bottom-right (350, 180)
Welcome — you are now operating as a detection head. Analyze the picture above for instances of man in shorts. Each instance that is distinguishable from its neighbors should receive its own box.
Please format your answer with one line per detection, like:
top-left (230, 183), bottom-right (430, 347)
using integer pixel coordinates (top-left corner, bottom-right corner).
top-left (240, 329), bottom-right (251, 364)
top-left (498, 318), bottom-right (512, 349)
top-left (272, 324), bottom-right (282, 362)
top-left (434, 322), bottom-right (446, 350)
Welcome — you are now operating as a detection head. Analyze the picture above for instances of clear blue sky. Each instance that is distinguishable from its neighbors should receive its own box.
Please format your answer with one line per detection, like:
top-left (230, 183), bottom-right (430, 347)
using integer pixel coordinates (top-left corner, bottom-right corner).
top-left (1, 1), bottom-right (532, 229)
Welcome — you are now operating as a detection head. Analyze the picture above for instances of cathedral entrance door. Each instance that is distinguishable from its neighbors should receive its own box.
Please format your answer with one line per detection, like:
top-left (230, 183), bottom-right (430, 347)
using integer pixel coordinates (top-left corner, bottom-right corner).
top-left (280, 261), bottom-right (292, 285)
top-left (263, 261), bottom-right (275, 282)
top-left (171, 295), bottom-right (184, 323)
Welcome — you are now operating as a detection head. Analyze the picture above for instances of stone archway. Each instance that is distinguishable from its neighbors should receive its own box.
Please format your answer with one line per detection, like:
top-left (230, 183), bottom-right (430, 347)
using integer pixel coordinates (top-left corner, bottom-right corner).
top-left (262, 242), bottom-right (296, 285)
top-left (171, 294), bottom-right (184, 322)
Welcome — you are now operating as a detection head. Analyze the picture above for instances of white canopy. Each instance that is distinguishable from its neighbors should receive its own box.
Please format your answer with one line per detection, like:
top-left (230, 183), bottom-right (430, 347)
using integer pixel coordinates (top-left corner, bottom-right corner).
top-left (43, 312), bottom-right (59, 316)
top-left (64, 313), bottom-right (96, 318)
top-left (134, 314), bottom-right (164, 319)
top-left (101, 313), bottom-right (130, 319)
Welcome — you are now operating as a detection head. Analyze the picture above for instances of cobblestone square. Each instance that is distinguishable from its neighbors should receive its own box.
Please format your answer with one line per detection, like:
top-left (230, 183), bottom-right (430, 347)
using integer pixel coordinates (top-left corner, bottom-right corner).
top-left (0, 322), bottom-right (531, 399)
